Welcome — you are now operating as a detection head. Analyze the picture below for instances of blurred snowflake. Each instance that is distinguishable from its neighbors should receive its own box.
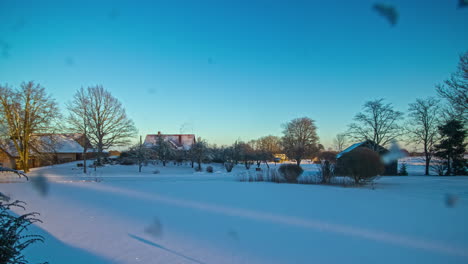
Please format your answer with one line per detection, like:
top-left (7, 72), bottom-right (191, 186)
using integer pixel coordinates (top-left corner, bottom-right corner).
top-left (373, 3), bottom-right (399, 26)
top-left (144, 217), bottom-right (163, 238)
top-left (31, 174), bottom-right (49, 197)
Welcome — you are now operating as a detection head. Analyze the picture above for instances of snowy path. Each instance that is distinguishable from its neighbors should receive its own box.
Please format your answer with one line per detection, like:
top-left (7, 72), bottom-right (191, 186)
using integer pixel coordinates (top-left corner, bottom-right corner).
top-left (1, 162), bottom-right (468, 264)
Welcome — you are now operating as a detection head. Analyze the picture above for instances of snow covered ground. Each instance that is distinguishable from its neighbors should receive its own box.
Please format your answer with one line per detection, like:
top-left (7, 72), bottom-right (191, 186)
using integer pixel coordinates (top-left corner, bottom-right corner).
top-left (1, 161), bottom-right (468, 264)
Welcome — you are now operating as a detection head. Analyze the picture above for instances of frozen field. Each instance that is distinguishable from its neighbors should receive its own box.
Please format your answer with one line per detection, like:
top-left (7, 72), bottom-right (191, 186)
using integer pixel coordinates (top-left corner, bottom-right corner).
top-left (1, 161), bottom-right (468, 264)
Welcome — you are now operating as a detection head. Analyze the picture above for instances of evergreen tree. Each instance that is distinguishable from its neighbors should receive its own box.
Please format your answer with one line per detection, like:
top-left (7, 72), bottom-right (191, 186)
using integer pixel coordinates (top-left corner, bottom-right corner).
top-left (434, 119), bottom-right (467, 175)
top-left (398, 163), bottom-right (408, 176)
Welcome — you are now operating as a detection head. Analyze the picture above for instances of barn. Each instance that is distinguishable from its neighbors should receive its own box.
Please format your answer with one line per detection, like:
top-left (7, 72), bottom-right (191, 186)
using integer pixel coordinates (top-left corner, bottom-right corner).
top-left (336, 140), bottom-right (398, 176)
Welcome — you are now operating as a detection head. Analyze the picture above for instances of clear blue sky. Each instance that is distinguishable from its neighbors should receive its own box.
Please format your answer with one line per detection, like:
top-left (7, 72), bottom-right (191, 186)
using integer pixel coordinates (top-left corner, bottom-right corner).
top-left (0, 0), bottom-right (467, 147)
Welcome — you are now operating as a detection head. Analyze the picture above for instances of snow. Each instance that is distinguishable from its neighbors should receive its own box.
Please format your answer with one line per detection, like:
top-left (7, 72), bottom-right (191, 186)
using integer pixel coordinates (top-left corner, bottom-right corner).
top-left (1, 161), bottom-right (468, 264)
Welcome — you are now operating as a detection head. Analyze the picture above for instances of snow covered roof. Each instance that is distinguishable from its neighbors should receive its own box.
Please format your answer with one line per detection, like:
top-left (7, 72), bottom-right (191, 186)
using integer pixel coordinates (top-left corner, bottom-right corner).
top-left (0, 134), bottom-right (87, 157)
top-left (336, 140), bottom-right (389, 159)
top-left (35, 134), bottom-right (85, 153)
top-left (336, 142), bottom-right (365, 159)
top-left (144, 133), bottom-right (196, 150)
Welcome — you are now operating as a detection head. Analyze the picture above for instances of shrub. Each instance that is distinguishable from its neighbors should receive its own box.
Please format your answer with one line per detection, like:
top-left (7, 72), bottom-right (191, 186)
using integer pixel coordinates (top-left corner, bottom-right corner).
top-left (194, 166), bottom-right (202, 172)
top-left (430, 160), bottom-right (447, 176)
top-left (224, 162), bottom-right (234, 173)
top-left (336, 148), bottom-right (384, 184)
top-left (1, 200), bottom-right (46, 264)
top-left (278, 164), bottom-right (303, 183)
top-left (398, 163), bottom-right (408, 176)
top-left (318, 151), bottom-right (338, 163)
top-left (152, 170), bottom-right (160, 174)
top-left (318, 160), bottom-right (334, 183)
top-left (119, 158), bottom-right (135, 165)
top-left (206, 166), bottom-right (213, 173)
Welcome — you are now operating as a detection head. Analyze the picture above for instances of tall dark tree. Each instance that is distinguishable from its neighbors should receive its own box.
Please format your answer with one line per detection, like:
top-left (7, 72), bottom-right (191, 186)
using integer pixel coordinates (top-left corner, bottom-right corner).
top-left (0, 82), bottom-right (60, 172)
top-left (433, 119), bottom-right (467, 175)
top-left (407, 97), bottom-right (440, 175)
top-left (436, 51), bottom-right (468, 123)
top-left (347, 99), bottom-right (404, 149)
top-left (281, 117), bottom-right (320, 165)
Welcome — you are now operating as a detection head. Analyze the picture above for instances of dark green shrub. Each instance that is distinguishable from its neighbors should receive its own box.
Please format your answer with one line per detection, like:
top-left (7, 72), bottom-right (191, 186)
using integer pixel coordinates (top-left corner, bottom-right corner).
top-left (206, 166), bottom-right (213, 173)
top-left (336, 148), bottom-right (384, 184)
top-left (1, 200), bottom-right (46, 264)
top-left (278, 164), bottom-right (304, 183)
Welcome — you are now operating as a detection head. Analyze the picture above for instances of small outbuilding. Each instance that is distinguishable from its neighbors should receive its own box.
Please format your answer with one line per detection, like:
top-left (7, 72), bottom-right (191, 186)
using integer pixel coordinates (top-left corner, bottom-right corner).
top-left (336, 140), bottom-right (398, 176)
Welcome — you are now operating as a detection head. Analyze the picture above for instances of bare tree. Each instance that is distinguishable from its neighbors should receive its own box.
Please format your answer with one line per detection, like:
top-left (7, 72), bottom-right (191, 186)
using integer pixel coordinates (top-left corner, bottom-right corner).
top-left (79, 86), bottom-right (137, 164)
top-left (152, 135), bottom-right (174, 166)
top-left (436, 51), bottom-right (468, 123)
top-left (256, 135), bottom-right (282, 154)
top-left (131, 135), bottom-right (154, 172)
top-left (190, 137), bottom-right (208, 171)
top-left (66, 87), bottom-right (91, 173)
top-left (347, 99), bottom-right (404, 149)
top-left (407, 97), bottom-right (440, 175)
top-left (333, 133), bottom-right (347, 152)
top-left (281, 117), bottom-right (320, 165)
top-left (0, 82), bottom-right (60, 172)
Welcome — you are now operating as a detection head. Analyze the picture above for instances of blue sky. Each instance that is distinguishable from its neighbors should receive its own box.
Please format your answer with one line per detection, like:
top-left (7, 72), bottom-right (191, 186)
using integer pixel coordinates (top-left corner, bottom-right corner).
top-left (0, 0), bottom-right (467, 147)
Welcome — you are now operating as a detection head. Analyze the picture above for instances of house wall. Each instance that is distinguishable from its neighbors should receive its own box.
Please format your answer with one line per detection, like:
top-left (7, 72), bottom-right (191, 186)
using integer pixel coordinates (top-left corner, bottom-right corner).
top-left (57, 153), bottom-right (78, 163)
top-left (0, 150), bottom-right (16, 169)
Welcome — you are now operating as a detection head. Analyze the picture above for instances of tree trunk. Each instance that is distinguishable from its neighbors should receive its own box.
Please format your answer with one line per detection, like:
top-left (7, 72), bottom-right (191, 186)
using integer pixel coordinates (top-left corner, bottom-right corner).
top-left (296, 159), bottom-right (301, 166)
top-left (83, 148), bottom-right (87, 174)
top-left (424, 156), bottom-right (430, 176)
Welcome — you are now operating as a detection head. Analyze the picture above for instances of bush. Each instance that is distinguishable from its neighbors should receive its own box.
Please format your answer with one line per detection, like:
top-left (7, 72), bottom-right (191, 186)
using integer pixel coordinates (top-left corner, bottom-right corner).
top-left (206, 166), bottom-right (213, 173)
top-left (318, 160), bottom-right (334, 183)
top-left (318, 151), bottom-right (338, 163)
top-left (224, 162), bottom-right (234, 173)
top-left (278, 164), bottom-right (304, 183)
top-left (1, 200), bottom-right (46, 264)
top-left (336, 148), bottom-right (384, 184)
top-left (194, 166), bottom-right (202, 172)
top-left (119, 158), bottom-right (135, 165)
top-left (152, 169), bottom-right (160, 174)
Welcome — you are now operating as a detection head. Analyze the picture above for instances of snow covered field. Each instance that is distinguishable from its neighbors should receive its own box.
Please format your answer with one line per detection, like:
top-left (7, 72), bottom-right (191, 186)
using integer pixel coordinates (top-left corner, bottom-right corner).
top-left (1, 161), bottom-right (468, 264)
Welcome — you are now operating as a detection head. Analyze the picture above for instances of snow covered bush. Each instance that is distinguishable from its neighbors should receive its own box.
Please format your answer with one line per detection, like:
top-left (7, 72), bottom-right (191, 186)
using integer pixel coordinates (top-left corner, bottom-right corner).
top-left (278, 164), bottom-right (303, 183)
top-left (224, 162), bottom-right (234, 173)
top-left (206, 166), bottom-right (213, 173)
top-left (237, 168), bottom-right (285, 183)
top-left (336, 148), bottom-right (384, 184)
top-left (0, 200), bottom-right (46, 264)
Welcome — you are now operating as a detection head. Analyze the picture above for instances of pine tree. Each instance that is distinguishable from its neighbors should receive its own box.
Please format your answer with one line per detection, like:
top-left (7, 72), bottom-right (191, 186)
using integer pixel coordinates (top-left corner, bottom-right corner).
top-left (398, 162), bottom-right (408, 176)
top-left (434, 119), bottom-right (467, 175)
